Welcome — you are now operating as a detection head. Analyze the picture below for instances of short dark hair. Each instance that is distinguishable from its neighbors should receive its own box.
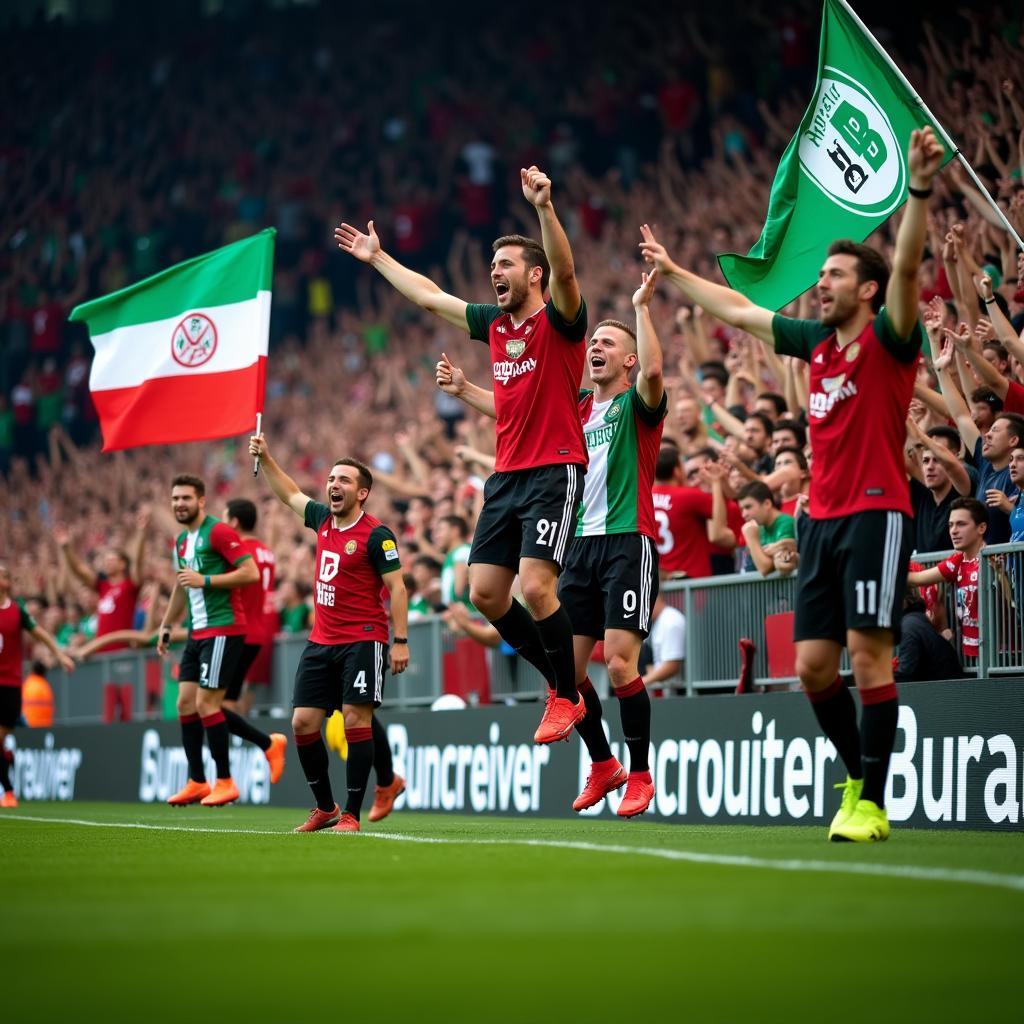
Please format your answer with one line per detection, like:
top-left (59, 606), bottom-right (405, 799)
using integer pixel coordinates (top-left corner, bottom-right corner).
top-left (698, 362), bottom-right (729, 387)
top-left (655, 447), bottom-right (681, 481)
top-left (594, 319), bottom-right (637, 347)
top-left (492, 235), bottom-right (550, 292)
top-left (996, 412), bottom-right (1024, 446)
top-left (737, 481), bottom-right (774, 504)
top-left (171, 474), bottom-right (205, 497)
top-left (772, 418), bottom-right (806, 448)
top-left (970, 386), bottom-right (1003, 413)
top-left (949, 496), bottom-right (987, 526)
top-left (773, 445), bottom-right (808, 471)
top-left (926, 425), bottom-right (961, 452)
top-left (744, 412), bottom-right (774, 436)
top-left (826, 239), bottom-right (889, 313)
top-left (332, 458), bottom-right (373, 492)
top-left (226, 498), bottom-right (257, 532)
top-left (440, 514), bottom-right (469, 539)
top-left (983, 340), bottom-right (1009, 363)
top-left (756, 392), bottom-right (787, 418)
top-left (413, 555), bottom-right (442, 574)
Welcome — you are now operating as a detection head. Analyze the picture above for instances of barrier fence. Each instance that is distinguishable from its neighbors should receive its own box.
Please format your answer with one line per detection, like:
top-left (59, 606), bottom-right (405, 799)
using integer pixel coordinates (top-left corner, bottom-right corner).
top-left (39, 542), bottom-right (1024, 724)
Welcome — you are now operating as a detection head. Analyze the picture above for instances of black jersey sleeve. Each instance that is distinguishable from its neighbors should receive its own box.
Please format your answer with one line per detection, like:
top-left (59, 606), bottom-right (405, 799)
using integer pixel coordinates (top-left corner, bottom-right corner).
top-left (466, 304), bottom-right (503, 344)
top-left (367, 525), bottom-right (403, 575)
top-left (303, 501), bottom-right (331, 532)
top-left (875, 308), bottom-right (925, 363)
top-left (772, 315), bottom-right (832, 361)
top-left (545, 297), bottom-right (588, 342)
top-left (630, 384), bottom-right (668, 427)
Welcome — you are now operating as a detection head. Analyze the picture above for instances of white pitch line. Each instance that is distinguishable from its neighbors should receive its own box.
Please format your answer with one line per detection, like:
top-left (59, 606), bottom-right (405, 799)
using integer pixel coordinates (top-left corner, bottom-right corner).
top-left (3, 812), bottom-right (1023, 894)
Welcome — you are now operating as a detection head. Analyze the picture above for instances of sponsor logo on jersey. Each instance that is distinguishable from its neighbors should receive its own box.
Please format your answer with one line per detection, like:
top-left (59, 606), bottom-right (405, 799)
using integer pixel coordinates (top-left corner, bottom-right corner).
top-left (809, 376), bottom-right (858, 419)
top-left (505, 339), bottom-right (526, 359)
top-left (319, 551), bottom-right (340, 582)
top-left (344, 540), bottom-right (357, 555)
top-left (382, 539), bottom-right (396, 551)
top-left (799, 69), bottom-right (905, 218)
top-left (171, 312), bottom-right (218, 368)
top-left (493, 357), bottom-right (538, 385)
top-left (385, 548), bottom-right (399, 561)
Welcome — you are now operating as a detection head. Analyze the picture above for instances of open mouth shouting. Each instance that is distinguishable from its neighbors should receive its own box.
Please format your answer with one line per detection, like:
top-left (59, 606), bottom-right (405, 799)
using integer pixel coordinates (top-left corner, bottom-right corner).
top-left (493, 279), bottom-right (510, 303)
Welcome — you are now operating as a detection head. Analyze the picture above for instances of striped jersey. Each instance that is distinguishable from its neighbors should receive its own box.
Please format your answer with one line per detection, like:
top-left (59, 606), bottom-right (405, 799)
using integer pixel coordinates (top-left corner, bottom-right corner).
top-left (576, 385), bottom-right (666, 538)
top-left (173, 516), bottom-right (251, 639)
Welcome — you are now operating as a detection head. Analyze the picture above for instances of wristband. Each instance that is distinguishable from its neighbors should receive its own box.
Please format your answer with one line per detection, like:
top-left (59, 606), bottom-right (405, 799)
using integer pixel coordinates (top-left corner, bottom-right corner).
top-left (907, 185), bottom-right (932, 199)
top-left (393, 637), bottom-right (408, 644)
top-left (984, 297), bottom-right (997, 305)
top-left (204, 575), bottom-right (212, 588)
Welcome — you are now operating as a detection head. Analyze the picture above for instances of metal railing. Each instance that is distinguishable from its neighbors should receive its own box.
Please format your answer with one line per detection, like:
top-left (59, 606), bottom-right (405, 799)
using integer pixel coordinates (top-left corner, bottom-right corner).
top-left (39, 542), bottom-right (1022, 723)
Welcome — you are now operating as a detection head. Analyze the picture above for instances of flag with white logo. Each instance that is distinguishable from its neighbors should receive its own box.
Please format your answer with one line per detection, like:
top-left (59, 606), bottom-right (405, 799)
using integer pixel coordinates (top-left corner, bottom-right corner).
top-left (717, 0), bottom-right (954, 310)
top-left (70, 229), bottom-right (275, 451)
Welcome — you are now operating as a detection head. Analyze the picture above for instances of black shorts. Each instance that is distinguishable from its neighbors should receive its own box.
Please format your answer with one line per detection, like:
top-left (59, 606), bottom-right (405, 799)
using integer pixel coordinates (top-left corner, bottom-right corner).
top-left (223, 643), bottom-right (263, 701)
top-left (795, 511), bottom-right (912, 644)
top-left (178, 635), bottom-right (247, 691)
top-left (0, 687), bottom-right (22, 729)
top-left (558, 533), bottom-right (659, 638)
top-left (293, 641), bottom-right (387, 710)
top-left (469, 463), bottom-right (584, 571)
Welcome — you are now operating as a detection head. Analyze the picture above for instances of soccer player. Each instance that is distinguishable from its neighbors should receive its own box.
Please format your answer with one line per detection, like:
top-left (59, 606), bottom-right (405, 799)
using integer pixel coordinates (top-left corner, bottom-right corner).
top-left (0, 565), bottom-right (75, 808)
top-left (55, 506), bottom-right (149, 651)
top-left (437, 265), bottom-right (666, 817)
top-left (651, 447), bottom-right (716, 580)
top-left (336, 165), bottom-right (588, 745)
top-left (640, 127), bottom-right (945, 842)
top-left (156, 475), bottom-right (259, 808)
top-left (218, 498), bottom-right (287, 785)
top-left (248, 434), bottom-right (409, 833)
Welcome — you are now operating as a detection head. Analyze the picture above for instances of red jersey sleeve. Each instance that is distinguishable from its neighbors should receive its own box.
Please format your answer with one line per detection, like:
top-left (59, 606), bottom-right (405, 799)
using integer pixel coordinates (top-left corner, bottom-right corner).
top-left (936, 552), bottom-right (963, 582)
top-left (210, 522), bottom-right (251, 566)
top-left (1004, 380), bottom-right (1024, 415)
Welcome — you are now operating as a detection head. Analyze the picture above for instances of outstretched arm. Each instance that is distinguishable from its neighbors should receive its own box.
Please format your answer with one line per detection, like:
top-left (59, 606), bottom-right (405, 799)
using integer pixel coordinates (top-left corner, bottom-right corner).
top-left (633, 266), bottom-right (664, 410)
top-left (248, 434), bottom-right (313, 518)
top-left (335, 220), bottom-right (470, 331)
top-left (54, 523), bottom-right (97, 589)
top-left (129, 506), bottom-right (150, 586)
top-left (639, 224), bottom-right (776, 345)
top-left (521, 166), bottom-right (581, 321)
top-left (934, 333), bottom-right (981, 453)
top-left (887, 127), bottom-right (946, 339)
top-left (28, 624), bottom-right (75, 673)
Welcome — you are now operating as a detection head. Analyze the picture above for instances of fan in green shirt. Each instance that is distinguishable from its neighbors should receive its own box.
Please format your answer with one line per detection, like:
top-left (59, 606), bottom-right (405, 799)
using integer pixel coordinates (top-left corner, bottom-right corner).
top-left (736, 481), bottom-right (798, 577)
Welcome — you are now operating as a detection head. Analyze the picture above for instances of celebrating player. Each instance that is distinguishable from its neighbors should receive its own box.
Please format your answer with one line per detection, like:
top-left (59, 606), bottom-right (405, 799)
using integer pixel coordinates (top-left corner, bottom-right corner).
top-left (0, 565), bottom-right (76, 808)
top-left (437, 264), bottom-right (666, 817)
top-left (640, 127), bottom-right (945, 842)
top-left (336, 165), bottom-right (588, 746)
top-left (156, 475), bottom-right (259, 808)
top-left (248, 433), bottom-right (409, 833)
top-left (218, 498), bottom-right (287, 785)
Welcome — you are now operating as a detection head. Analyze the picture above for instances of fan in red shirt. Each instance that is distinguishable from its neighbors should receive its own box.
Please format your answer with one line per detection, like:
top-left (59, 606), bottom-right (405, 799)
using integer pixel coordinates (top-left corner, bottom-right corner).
top-left (641, 127), bottom-right (946, 844)
top-left (336, 164), bottom-right (589, 748)
top-left (651, 446), bottom-right (717, 579)
top-left (0, 564), bottom-right (75, 808)
top-left (55, 509), bottom-right (149, 651)
top-left (249, 433), bottom-right (409, 834)
top-left (212, 498), bottom-right (287, 786)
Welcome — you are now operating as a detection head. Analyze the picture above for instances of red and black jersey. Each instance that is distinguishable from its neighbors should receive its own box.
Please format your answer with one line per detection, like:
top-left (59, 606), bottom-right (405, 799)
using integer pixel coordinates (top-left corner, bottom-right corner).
top-left (95, 575), bottom-right (139, 651)
top-left (466, 298), bottom-right (588, 473)
top-left (773, 309), bottom-right (921, 519)
top-left (0, 598), bottom-right (35, 688)
top-left (304, 502), bottom-right (401, 645)
top-left (238, 538), bottom-right (276, 645)
top-left (651, 485), bottom-right (715, 578)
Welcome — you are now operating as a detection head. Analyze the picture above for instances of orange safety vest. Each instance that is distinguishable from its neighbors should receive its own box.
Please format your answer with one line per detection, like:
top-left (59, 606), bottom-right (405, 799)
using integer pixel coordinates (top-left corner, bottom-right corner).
top-left (22, 672), bottom-right (54, 727)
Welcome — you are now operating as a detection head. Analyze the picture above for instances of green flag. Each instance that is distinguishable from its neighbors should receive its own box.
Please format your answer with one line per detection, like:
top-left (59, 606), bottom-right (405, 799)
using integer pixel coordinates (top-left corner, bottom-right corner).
top-left (717, 0), bottom-right (954, 311)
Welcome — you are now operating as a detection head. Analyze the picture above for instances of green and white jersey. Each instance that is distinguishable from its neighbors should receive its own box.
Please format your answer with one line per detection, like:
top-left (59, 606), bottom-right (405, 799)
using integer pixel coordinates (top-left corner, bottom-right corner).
top-left (173, 515), bottom-right (251, 638)
top-left (441, 542), bottom-right (473, 610)
top-left (576, 385), bottom-right (666, 538)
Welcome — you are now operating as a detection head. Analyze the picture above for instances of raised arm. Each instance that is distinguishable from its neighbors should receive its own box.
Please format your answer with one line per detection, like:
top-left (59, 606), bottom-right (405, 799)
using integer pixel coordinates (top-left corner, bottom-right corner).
top-left (633, 267), bottom-right (664, 409)
top-left (521, 166), bottom-right (581, 321)
top-left (887, 127), bottom-right (946, 339)
top-left (129, 506), bottom-right (150, 586)
top-left (639, 224), bottom-right (776, 345)
top-left (248, 434), bottom-right (314, 518)
top-left (334, 220), bottom-right (469, 331)
top-left (906, 417), bottom-right (972, 496)
top-left (435, 352), bottom-right (497, 419)
top-left (974, 271), bottom-right (1024, 365)
top-left (934, 334), bottom-right (981, 452)
top-left (54, 523), bottom-right (97, 589)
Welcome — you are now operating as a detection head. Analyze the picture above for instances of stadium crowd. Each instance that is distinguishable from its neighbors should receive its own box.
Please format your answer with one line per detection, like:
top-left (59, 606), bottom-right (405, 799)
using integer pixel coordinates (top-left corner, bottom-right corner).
top-left (2, 2), bottom-right (1023, 689)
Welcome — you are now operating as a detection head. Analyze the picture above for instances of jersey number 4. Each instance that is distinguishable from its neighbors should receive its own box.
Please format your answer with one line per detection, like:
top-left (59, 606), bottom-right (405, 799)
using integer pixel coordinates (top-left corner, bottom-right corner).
top-left (353, 670), bottom-right (367, 695)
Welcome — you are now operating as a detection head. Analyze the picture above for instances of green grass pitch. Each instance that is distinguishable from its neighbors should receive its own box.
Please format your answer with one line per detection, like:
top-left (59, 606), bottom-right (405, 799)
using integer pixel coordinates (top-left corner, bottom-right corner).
top-left (2, 803), bottom-right (1021, 1022)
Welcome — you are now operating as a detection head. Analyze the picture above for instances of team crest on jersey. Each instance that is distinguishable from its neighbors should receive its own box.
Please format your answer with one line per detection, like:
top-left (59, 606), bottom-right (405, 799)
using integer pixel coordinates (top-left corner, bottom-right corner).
top-left (821, 373), bottom-right (847, 394)
top-left (345, 540), bottom-right (357, 555)
top-left (505, 339), bottom-right (526, 359)
top-left (171, 312), bottom-right (218, 368)
top-left (844, 342), bottom-right (861, 362)
top-left (197, 538), bottom-right (204, 548)
top-left (605, 402), bottom-right (622, 422)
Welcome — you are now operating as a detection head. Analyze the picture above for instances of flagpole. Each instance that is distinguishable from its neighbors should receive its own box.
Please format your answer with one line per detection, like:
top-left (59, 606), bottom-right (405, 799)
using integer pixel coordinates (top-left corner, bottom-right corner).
top-left (836, 0), bottom-right (1024, 251)
top-left (253, 411), bottom-right (262, 477)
